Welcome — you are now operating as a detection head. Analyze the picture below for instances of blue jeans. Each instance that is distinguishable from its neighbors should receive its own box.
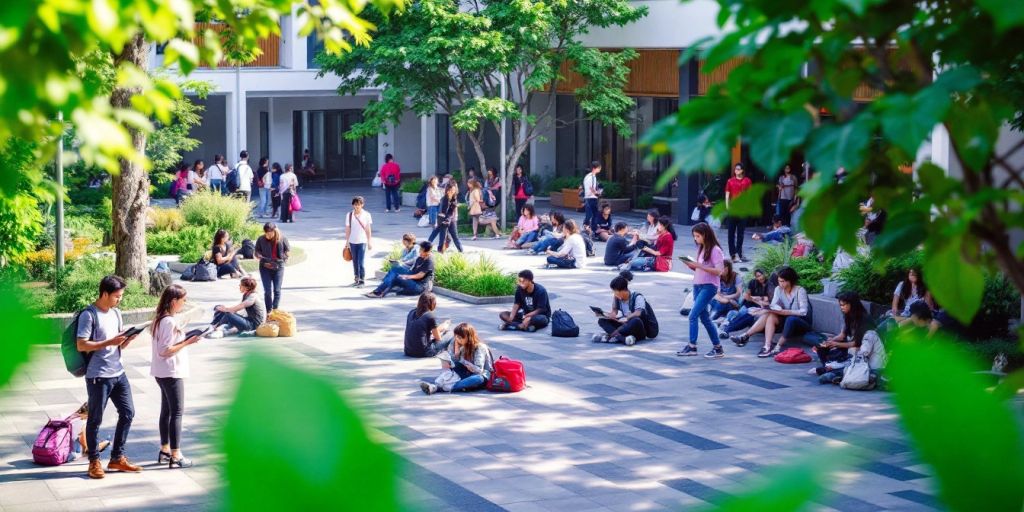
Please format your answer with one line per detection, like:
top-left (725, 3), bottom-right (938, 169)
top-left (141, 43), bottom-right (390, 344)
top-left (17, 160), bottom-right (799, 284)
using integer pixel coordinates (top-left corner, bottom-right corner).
top-left (209, 179), bottom-right (224, 194)
top-left (547, 255), bottom-right (576, 268)
top-left (85, 373), bottom-right (134, 461)
top-left (392, 277), bottom-right (426, 296)
top-left (710, 299), bottom-right (736, 319)
top-left (723, 308), bottom-right (757, 333)
top-left (427, 205), bottom-right (439, 226)
top-left (530, 236), bottom-right (563, 254)
top-left (451, 361), bottom-right (487, 392)
top-left (213, 310), bottom-right (258, 332)
top-left (516, 230), bottom-right (538, 246)
top-left (259, 265), bottom-right (284, 310)
top-left (373, 265), bottom-right (412, 295)
top-left (584, 198), bottom-right (599, 232)
top-left (762, 229), bottom-right (791, 243)
top-left (349, 243), bottom-right (366, 281)
top-left (689, 283), bottom-right (720, 345)
top-left (258, 188), bottom-right (270, 215)
top-left (385, 186), bottom-right (400, 210)
top-left (629, 256), bottom-right (656, 271)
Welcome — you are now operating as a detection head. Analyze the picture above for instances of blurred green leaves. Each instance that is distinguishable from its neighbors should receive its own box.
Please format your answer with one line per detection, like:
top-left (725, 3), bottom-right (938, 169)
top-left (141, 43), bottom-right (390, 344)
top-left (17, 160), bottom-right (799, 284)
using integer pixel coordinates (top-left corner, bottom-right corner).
top-left (224, 351), bottom-right (400, 511)
top-left (0, 273), bottom-right (52, 388)
top-left (711, 183), bottom-right (769, 219)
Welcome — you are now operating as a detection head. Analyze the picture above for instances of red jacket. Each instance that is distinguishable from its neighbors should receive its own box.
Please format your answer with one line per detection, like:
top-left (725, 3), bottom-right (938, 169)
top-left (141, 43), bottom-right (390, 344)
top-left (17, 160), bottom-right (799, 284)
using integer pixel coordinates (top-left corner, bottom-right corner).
top-left (380, 162), bottom-right (401, 187)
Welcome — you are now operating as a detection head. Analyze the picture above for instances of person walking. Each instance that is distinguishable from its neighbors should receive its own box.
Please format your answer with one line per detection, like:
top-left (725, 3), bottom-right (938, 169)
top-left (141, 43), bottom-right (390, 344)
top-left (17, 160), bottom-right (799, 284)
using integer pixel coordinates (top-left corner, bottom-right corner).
top-left (583, 161), bottom-right (603, 234)
top-left (428, 182), bottom-right (463, 253)
top-left (269, 163), bottom-right (283, 218)
top-left (150, 284), bottom-right (202, 469)
top-left (380, 153), bottom-right (402, 212)
top-left (677, 222), bottom-right (727, 359)
top-left (255, 222), bottom-right (289, 311)
top-left (725, 162), bottom-right (752, 262)
top-left (234, 150), bottom-right (254, 201)
top-left (776, 164), bottom-right (798, 226)
top-left (279, 163), bottom-right (298, 223)
top-left (345, 196), bottom-right (373, 287)
top-left (426, 175), bottom-right (442, 227)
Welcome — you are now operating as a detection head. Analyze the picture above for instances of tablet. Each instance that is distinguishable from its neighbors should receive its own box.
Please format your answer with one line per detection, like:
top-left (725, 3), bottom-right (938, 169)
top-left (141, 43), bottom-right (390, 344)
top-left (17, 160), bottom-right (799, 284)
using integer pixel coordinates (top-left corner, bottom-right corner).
top-left (122, 325), bottom-right (146, 338)
top-left (589, 306), bottom-right (605, 316)
top-left (678, 255), bottom-right (695, 263)
top-left (185, 325), bottom-right (215, 339)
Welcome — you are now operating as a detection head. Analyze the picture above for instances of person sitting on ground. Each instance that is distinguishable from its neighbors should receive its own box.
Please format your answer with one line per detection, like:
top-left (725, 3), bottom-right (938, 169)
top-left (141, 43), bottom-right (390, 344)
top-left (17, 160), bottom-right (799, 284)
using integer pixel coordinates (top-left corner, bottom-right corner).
top-left (209, 277), bottom-right (266, 338)
top-left (592, 271), bottom-right (654, 346)
top-left (619, 215), bottom-right (676, 272)
top-left (528, 211), bottom-right (566, 255)
top-left (420, 323), bottom-right (494, 394)
top-left (710, 259), bottom-right (741, 320)
top-left (404, 293), bottom-right (453, 358)
top-left (366, 241), bottom-right (436, 298)
top-left (586, 203), bottom-right (613, 242)
top-left (719, 268), bottom-right (774, 337)
top-left (730, 266), bottom-right (811, 358)
top-left (635, 208), bottom-right (661, 249)
top-left (67, 402), bottom-right (110, 462)
top-left (498, 270), bottom-right (551, 331)
top-left (603, 222), bottom-right (640, 267)
top-left (545, 219), bottom-right (587, 269)
top-left (506, 204), bottom-right (540, 249)
top-left (392, 233), bottom-right (419, 271)
top-left (889, 268), bottom-right (934, 320)
top-left (210, 229), bottom-right (245, 278)
top-left (297, 149), bottom-right (317, 181)
top-left (752, 215), bottom-right (792, 244)
top-left (815, 291), bottom-right (886, 386)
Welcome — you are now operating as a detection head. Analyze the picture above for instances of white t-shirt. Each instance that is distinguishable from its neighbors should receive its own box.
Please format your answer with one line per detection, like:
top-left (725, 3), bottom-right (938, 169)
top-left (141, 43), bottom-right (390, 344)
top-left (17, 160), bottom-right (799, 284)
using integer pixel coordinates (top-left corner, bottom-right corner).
top-left (186, 171), bottom-right (198, 187)
top-left (583, 173), bottom-right (599, 199)
top-left (235, 162), bottom-right (254, 192)
top-left (346, 210), bottom-right (373, 244)
top-left (279, 172), bottom-right (298, 194)
top-left (262, 169), bottom-right (274, 190)
top-left (150, 316), bottom-right (190, 379)
top-left (208, 164), bottom-right (224, 181)
top-left (427, 186), bottom-right (442, 207)
top-left (555, 233), bottom-right (588, 268)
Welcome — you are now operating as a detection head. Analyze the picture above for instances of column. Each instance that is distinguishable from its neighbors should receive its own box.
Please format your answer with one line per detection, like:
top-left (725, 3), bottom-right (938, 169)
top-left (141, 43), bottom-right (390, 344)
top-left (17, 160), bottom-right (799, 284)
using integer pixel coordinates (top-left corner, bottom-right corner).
top-left (421, 115), bottom-right (428, 179)
top-left (675, 55), bottom-right (701, 225)
top-left (225, 91), bottom-right (237, 161)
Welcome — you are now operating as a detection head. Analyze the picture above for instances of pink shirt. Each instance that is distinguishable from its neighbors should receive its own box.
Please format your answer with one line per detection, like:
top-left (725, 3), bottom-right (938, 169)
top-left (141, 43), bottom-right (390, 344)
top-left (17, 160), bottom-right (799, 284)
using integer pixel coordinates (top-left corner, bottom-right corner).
top-left (692, 245), bottom-right (725, 287)
top-left (517, 215), bottom-right (539, 232)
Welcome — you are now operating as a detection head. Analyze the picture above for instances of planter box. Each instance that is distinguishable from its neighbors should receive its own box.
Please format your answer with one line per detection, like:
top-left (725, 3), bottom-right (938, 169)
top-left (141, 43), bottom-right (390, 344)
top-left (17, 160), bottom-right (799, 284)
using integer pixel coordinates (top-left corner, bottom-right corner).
top-left (603, 198), bottom-right (631, 213)
top-left (401, 192), bottom-right (419, 207)
top-left (374, 271), bottom-right (512, 305)
top-left (550, 193), bottom-right (565, 208)
top-left (38, 304), bottom-right (202, 345)
top-left (808, 294), bottom-right (888, 334)
top-left (562, 189), bottom-right (583, 210)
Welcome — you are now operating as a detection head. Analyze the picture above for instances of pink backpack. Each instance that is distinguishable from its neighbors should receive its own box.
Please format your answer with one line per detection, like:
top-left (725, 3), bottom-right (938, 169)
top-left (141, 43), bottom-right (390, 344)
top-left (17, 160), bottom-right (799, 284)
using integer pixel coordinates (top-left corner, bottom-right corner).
top-left (32, 416), bottom-right (75, 466)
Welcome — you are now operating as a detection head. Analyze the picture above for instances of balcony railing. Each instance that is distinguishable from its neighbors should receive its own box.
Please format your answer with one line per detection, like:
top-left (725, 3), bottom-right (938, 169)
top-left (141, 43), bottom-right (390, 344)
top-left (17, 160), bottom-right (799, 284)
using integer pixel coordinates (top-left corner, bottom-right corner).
top-left (193, 22), bottom-right (281, 68)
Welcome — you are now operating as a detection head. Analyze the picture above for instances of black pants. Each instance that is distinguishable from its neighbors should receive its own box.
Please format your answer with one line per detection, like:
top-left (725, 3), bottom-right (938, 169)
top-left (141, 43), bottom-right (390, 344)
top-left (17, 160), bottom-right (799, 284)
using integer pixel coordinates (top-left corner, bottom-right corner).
top-left (216, 256), bottom-right (242, 277)
top-left (385, 185), bottom-right (401, 210)
top-left (85, 374), bottom-right (134, 461)
top-left (777, 199), bottom-right (793, 226)
top-left (271, 190), bottom-right (281, 216)
top-left (502, 312), bottom-right (550, 329)
top-left (280, 191), bottom-right (294, 222)
top-left (155, 377), bottom-right (185, 450)
top-left (259, 265), bottom-right (284, 310)
top-left (430, 221), bottom-right (463, 253)
top-left (584, 198), bottom-right (599, 232)
top-left (598, 317), bottom-right (647, 341)
top-left (514, 198), bottom-right (527, 217)
top-left (726, 217), bottom-right (746, 257)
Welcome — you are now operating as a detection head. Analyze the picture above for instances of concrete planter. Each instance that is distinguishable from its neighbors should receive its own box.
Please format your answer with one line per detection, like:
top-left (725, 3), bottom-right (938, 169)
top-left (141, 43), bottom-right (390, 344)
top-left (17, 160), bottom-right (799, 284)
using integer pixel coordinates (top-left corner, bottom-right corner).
top-left (550, 193), bottom-right (565, 208)
top-left (38, 304), bottom-right (202, 345)
top-left (374, 270), bottom-right (513, 305)
top-left (808, 294), bottom-right (888, 334)
top-left (402, 192), bottom-right (419, 207)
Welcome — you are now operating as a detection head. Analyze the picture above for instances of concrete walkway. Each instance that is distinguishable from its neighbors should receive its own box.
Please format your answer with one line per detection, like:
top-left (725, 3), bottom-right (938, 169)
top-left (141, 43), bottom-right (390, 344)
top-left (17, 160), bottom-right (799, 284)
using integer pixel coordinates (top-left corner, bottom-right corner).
top-left (0, 184), bottom-right (938, 511)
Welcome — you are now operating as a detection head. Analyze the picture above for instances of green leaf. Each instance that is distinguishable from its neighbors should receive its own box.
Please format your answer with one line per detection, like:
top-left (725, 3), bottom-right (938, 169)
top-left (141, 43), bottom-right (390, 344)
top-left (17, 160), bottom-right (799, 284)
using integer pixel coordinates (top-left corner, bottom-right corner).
top-left (872, 209), bottom-right (928, 257)
top-left (746, 110), bottom-right (813, 176)
top-left (976, 0), bottom-right (1024, 33)
top-left (945, 99), bottom-right (1005, 173)
top-left (805, 113), bottom-right (875, 178)
top-left (916, 162), bottom-right (961, 200)
top-left (876, 88), bottom-right (950, 157)
top-left (924, 238), bottom-right (984, 324)
top-left (224, 352), bottom-right (400, 511)
top-left (836, 0), bottom-right (885, 16)
top-left (800, 177), bottom-right (865, 254)
top-left (887, 332), bottom-right (1024, 511)
top-left (711, 183), bottom-right (769, 219)
top-left (0, 274), bottom-right (52, 388)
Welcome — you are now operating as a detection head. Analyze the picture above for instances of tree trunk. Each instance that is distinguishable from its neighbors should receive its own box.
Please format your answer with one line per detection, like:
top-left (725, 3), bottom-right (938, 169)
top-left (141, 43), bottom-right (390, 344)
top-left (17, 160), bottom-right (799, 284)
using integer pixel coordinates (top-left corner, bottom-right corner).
top-left (453, 129), bottom-right (467, 175)
top-left (467, 131), bottom-right (488, 176)
top-left (110, 34), bottom-right (150, 288)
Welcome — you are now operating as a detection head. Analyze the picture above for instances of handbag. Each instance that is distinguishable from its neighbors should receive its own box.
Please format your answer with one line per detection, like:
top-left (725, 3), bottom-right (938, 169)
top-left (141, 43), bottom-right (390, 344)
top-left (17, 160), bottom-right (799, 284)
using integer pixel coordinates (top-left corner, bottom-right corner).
top-left (344, 211), bottom-right (369, 261)
top-left (417, 215), bottom-right (431, 227)
top-left (691, 207), bottom-right (701, 222)
top-left (290, 192), bottom-right (302, 212)
top-left (840, 353), bottom-right (873, 390)
top-left (371, 174), bottom-right (382, 187)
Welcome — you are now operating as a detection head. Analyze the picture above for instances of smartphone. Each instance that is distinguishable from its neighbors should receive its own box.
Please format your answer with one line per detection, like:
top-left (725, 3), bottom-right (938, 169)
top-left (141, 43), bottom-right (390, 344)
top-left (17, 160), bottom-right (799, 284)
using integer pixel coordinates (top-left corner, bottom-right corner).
top-left (589, 305), bottom-right (605, 316)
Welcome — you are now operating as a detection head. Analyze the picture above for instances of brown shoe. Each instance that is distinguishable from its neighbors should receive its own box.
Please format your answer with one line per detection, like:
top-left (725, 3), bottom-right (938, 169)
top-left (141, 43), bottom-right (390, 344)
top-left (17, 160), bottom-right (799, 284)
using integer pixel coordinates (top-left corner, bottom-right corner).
top-left (88, 459), bottom-right (105, 479)
top-left (107, 456), bottom-right (143, 473)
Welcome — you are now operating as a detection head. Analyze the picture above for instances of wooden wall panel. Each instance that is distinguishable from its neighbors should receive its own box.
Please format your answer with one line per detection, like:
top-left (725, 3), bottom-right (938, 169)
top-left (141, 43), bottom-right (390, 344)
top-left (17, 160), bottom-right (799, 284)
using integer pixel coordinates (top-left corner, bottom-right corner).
top-left (194, 22), bottom-right (280, 68)
top-left (556, 49), bottom-right (680, 97)
top-left (696, 57), bottom-right (748, 95)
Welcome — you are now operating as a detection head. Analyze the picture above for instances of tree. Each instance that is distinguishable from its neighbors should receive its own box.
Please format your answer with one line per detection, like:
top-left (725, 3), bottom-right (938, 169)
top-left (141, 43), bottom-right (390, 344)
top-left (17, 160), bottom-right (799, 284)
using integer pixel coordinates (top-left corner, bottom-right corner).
top-left (643, 0), bottom-right (1024, 327)
top-left (319, 0), bottom-right (644, 199)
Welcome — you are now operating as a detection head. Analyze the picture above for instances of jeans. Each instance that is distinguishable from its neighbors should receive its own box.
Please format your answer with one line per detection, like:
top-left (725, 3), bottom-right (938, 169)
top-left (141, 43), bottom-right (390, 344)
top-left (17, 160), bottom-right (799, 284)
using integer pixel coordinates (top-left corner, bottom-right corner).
top-left (85, 373), bottom-right (134, 461)
top-left (451, 361), bottom-right (487, 392)
top-left (710, 299), bottom-right (737, 319)
top-left (155, 377), bottom-right (184, 450)
top-left (781, 315), bottom-right (813, 339)
top-left (175, 189), bottom-right (191, 206)
top-left (421, 335), bottom-right (453, 358)
top-left (723, 310), bottom-right (757, 333)
top-left (213, 310), bottom-right (258, 332)
top-left (280, 191), bottom-right (294, 222)
top-left (629, 256), bottom-right (657, 271)
top-left (373, 265), bottom-right (412, 295)
top-left (530, 236), bottom-right (563, 254)
top-left (546, 255), bottom-right (577, 268)
top-left (209, 179), bottom-right (224, 194)
top-left (776, 198), bottom-right (792, 225)
top-left (259, 265), bottom-right (284, 310)
top-left (598, 317), bottom-right (647, 341)
top-left (502, 312), bottom-right (550, 329)
top-left (349, 243), bottom-right (366, 281)
top-left (762, 229), bottom-right (790, 243)
top-left (427, 205), bottom-right (439, 226)
top-left (689, 283), bottom-right (720, 345)
top-left (391, 277), bottom-right (426, 296)
top-left (217, 256), bottom-right (242, 277)
top-left (726, 217), bottom-right (747, 257)
top-left (516, 230), bottom-right (538, 246)
top-left (258, 188), bottom-right (270, 215)
top-left (430, 222), bottom-right (462, 253)
top-left (582, 197), bottom-right (598, 232)
top-left (385, 185), bottom-right (401, 210)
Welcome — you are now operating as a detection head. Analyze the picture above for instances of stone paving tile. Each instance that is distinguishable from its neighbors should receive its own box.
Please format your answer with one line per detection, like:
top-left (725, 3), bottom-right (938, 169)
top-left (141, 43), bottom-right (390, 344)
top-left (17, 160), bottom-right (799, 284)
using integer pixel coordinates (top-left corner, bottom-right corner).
top-left (889, 490), bottom-right (942, 510)
top-left (625, 418), bottom-right (730, 451)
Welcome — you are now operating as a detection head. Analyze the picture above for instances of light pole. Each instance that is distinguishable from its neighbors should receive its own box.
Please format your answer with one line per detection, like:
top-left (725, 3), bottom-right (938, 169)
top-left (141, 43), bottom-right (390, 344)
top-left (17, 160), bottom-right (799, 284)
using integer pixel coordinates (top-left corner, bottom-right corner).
top-left (55, 111), bottom-right (65, 271)
top-left (499, 76), bottom-right (507, 231)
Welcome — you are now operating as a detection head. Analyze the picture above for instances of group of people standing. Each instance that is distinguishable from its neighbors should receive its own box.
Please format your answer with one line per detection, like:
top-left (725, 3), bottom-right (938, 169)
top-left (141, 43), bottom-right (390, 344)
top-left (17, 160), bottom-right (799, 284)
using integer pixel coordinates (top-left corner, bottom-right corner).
top-left (172, 150), bottom-right (301, 223)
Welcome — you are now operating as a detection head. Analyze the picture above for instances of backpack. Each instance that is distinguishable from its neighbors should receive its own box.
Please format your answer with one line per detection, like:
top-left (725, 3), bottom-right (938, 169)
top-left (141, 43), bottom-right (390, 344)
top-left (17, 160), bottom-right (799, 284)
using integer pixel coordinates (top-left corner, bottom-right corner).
top-left (522, 179), bottom-right (534, 196)
top-left (774, 348), bottom-right (812, 364)
top-left (180, 264), bottom-right (195, 281)
top-left (240, 239), bottom-right (255, 259)
top-left (32, 416), bottom-right (75, 466)
top-left (487, 355), bottom-right (526, 392)
top-left (584, 236), bottom-right (596, 257)
top-left (484, 189), bottom-right (497, 208)
top-left (550, 309), bottom-right (579, 337)
top-left (61, 306), bottom-right (97, 377)
top-left (192, 258), bottom-right (217, 282)
top-left (416, 184), bottom-right (428, 210)
top-left (226, 168), bottom-right (240, 192)
top-left (385, 172), bottom-right (398, 186)
top-left (630, 292), bottom-right (659, 338)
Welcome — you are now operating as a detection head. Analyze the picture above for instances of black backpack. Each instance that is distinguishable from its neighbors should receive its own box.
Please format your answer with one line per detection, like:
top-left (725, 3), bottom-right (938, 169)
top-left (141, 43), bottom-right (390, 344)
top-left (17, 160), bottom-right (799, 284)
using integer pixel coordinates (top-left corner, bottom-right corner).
top-left (385, 173), bottom-right (398, 186)
top-left (191, 258), bottom-right (217, 282)
top-left (630, 292), bottom-right (659, 338)
top-left (240, 239), bottom-right (255, 259)
top-left (583, 236), bottom-right (596, 257)
top-left (523, 179), bottom-right (534, 196)
top-left (226, 168), bottom-right (240, 192)
top-left (550, 309), bottom-right (579, 337)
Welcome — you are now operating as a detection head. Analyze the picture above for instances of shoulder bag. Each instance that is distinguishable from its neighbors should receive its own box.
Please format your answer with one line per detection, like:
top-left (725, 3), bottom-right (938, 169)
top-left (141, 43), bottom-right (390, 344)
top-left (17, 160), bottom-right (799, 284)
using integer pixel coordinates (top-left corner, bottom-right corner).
top-left (343, 211), bottom-right (370, 261)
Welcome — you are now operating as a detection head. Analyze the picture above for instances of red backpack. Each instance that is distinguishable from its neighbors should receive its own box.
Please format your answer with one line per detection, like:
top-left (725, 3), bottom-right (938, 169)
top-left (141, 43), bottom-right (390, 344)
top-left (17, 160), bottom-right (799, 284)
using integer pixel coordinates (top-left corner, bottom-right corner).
top-left (774, 347), bottom-right (812, 364)
top-left (487, 355), bottom-right (526, 392)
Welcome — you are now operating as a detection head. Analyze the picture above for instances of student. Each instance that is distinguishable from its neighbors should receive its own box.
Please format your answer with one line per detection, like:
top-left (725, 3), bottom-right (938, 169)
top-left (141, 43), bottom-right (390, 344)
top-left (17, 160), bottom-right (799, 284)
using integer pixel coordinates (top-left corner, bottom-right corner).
top-left (173, 163), bottom-right (192, 205)
top-left (467, 179), bottom-right (501, 240)
top-left (752, 216), bottom-right (792, 244)
top-left (427, 182), bottom-right (464, 253)
top-left (344, 196), bottom-right (373, 287)
top-left (380, 153), bottom-right (402, 212)
top-left (150, 285), bottom-right (202, 469)
top-left (545, 219), bottom-right (587, 269)
top-left (507, 204), bottom-right (540, 249)
top-left (404, 293), bottom-right (453, 358)
top-left (269, 163), bottom-right (283, 218)
top-left (677, 222), bottom-right (726, 358)
top-left (77, 275), bottom-right (143, 479)
top-left (279, 163), bottom-right (299, 223)
top-left (582, 161), bottom-right (602, 233)
top-left (254, 222), bottom-right (289, 311)
top-left (234, 150), bottom-right (254, 201)
top-left (420, 323), bottom-right (494, 394)
top-left (211, 229), bottom-right (244, 278)
top-left (725, 162), bottom-right (753, 262)
top-left (208, 154), bottom-right (226, 194)
top-left (776, 164), bottom-right (798, 226)
top-left (209, 277), bottom-right (265, 337)
top-left (905, 300), bottom-right (940, 336)
top-left (604, 222), bottom-right (640, 266)
top-left (730, 266), bottom-right (811, 358)
top-left (486, 167), bottom-right (502, 209)
top-left (426, 175), bottom-right (443, 227)
top-left (191, 160), bottom-right (207, 191)
top-left (257, 158), bottom-right (273, 217)
top-left (66, 403), bottom-right (110, 462)
top-left (721, 268), bottom-right (774, 338)
top-left (587, 203), bottom-right (613, 241)
top-left (636, 208), bottom-right (661, 248)
top-left (393, 233), bottom-right (419, 271)
top-left (366, 241), bottom-right (435, 297)
top-left (529, 211), bottom-right (566, 255)
top-left (620, 215), bottom-right (676, 272)
top-left (710, 259), bottom-right (741, 319)
top-left (889, 268), bottom-right (933, 320)
top-left (815, 291), bottom-right (886, 385)
top-left (498, 270), bottom-right (551, 331)
top-left (511, 164), bottom-right (531, 216)
top-left (592, 271), bottom-right (653, 346)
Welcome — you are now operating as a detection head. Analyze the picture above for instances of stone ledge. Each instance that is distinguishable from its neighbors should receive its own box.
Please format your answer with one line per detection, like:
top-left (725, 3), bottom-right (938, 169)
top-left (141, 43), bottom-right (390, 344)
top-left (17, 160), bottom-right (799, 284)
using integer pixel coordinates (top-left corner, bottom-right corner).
top-left (38, 304), bottom-right (203, 344)
top-left (374, 270), bottom-right (513, 305)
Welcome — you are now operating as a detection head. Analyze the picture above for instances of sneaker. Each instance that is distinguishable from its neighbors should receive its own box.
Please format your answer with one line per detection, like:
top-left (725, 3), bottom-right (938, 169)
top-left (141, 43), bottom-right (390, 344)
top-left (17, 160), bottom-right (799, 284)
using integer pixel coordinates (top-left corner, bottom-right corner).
top-left (498, 322), bottom-right (509, 331)
top-left (238, 331), bottom-right (256, 337)
top-left (730, 334), bottom-right (749, 347)
top-left (679, 308), bottom-right (691, 316)
top-left (676, 344), bottom-right (699, 356)
top-left (493, 234), bottom-right (502, 239)
top-left (385, 209), bottom-right (391, 213)
top-left (107, 456), bottom-right (142, 473)
top-left (526, 325), bottom-right (537, 332)
top-left (207, 328), bottom-right (224, 339)
top-left (590, 333), bottom-right (608, 343)
top-left (419, 382), bottom-right (437, 395)
top-left (704, 346), bottom-right (725, 359)
top-left (364, 291), bottom-right (383, 298)
top-left (88, 459), bottom-right (105, 479)
top-left (807, 367), bottom-right (819, 375)
top-left (757, 346), bottom-right (773, 358)
top-left (624, 335), bottom-right (636, 346)
top-left (719, 331), bottom-right (730, 340)
top-left (770, 345), bottom-right (782, 356)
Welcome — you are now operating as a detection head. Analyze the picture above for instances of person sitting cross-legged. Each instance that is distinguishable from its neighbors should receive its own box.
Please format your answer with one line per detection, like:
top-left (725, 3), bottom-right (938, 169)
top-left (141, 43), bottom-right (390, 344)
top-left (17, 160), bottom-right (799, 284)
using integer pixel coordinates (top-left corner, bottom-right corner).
top-left (603, 222), bottom-right (640, 267)
top-left (498, 270), bottom-right (551, 332)
top-left (420, 323), bottom-right (494, 394)
top-left (729, 266), bottom-right (811, 358)
top-left (366, 241), bottom-right (435, 298)
top-left (209, 277), bottom-right (266, 338)
top-left (592, 271), bottom-right (654, 346)
top-left (545, 219), bottom-right (588, 269)
top-left (404, 293), bottom-right (453, 358)
top-left (721, 268), bottom-right (774, 340)
top-left (528, 211), bottom-right (566, 254)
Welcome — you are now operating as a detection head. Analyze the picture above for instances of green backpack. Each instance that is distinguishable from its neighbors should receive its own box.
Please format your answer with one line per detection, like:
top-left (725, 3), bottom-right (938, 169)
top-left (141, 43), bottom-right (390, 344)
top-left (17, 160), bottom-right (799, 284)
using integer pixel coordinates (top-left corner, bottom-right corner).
top-left (61, 306), bottom-right (97, 377)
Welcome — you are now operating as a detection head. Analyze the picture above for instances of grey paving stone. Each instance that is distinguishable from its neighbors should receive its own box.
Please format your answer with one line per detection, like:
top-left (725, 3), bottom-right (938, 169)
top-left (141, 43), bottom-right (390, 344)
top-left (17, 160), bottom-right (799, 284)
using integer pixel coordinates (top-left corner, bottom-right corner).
top-left (626, 419), bottom-right (729, 451)
top-left (700, 369), bottom-right (789, 389)
top-left (815, 490), bottom-right (886, 512)
top-left (889, 490), bottom-right (942, 510)
top-left (659, 478), bottom-right (730, 504)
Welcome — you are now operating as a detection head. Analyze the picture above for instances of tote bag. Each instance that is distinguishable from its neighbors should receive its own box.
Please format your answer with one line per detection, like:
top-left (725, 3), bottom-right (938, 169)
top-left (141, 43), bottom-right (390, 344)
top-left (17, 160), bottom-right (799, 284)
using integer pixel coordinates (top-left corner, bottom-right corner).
top-left (290, 193), bottom-right (302, 212)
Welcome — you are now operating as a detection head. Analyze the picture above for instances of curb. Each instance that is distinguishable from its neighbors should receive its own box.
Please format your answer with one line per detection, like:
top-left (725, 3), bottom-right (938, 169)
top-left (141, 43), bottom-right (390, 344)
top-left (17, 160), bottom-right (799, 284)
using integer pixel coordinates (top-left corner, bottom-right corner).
top-left (374, 271), bottom-right (513, 305)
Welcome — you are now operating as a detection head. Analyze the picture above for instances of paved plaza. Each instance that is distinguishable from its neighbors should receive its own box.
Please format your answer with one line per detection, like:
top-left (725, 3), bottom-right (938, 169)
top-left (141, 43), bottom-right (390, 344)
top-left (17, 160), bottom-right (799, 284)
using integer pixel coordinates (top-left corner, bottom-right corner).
top-left (0, 185), bottom-right (940, 511)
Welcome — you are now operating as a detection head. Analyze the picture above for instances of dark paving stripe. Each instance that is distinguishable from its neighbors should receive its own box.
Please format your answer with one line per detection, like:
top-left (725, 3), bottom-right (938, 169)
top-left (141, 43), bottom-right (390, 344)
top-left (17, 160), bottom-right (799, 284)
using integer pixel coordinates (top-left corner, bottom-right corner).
top-left (592, 359), bottom-right (671, 380)
top-left (553, 362), bottom-right (608, 379)
top-left (700, 369), bottom-right (789, 389)
top-left (378, 424), bottom-right (428, 442)
top-left (861, 460), bottom-right (927, 481)
top-left (576, 462), bottom-right (635, 481)
top-left (660, 478), bottom-right (730, 504)
top-left (758, 414), bottom-right (908, 453)
top-left (404, 460), bottom-right (507, 511)
top-left (815, 490), bottom-right (885, 512)
top-left (626, 418), bottom-right (729, 451)
top-left (889, 490), bottom-right (942, 510)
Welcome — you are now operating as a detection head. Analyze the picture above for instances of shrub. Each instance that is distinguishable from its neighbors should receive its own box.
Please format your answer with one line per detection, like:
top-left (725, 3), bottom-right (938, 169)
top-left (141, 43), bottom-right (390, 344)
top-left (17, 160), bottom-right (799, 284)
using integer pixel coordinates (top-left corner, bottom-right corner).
top-left (380, 243), bottom-right (405, 273)
top-left (180, 191), bottom-right (252, 233)
top-left (434, 253), bottom-right (515, 297)
top-left (752, 239), bottom-right (794, 275)
top-left (147, 207), bottom-right (185, 232)
top-left (637, 193), bottom-right (654, 209)
top-left (64, 215), bottom-right (106, 243)
top-left (837, 251), bottom-right (924, 304)
top-left (544, 175), bottom-right (582, 195)
top-left (751, 239), bottom-right (831, 294)
top-left (400, 179), bottom-right (424, 194)
top-left (50, 256), bottom-right (157, 314)
top-left (601, 182), bottom-right (625, 199)
top-left (147, 222), bottom-right (263, 263)
top-left (22, 238), bottom-right (96, 281)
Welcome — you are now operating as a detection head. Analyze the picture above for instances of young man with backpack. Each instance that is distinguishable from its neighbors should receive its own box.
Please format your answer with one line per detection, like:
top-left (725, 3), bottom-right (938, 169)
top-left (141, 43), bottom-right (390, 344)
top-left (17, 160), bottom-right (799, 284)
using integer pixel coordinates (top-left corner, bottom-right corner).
top-left (75, 275), bottom-right (143, 479)
top-left (498, 270), bottom-right (551, 332)
top-left (592, 271), bottom-right (658, 346)
top-left (231, 150), bottom-right (254, 200)
top-left (380, 153), bottom-right (402, 212)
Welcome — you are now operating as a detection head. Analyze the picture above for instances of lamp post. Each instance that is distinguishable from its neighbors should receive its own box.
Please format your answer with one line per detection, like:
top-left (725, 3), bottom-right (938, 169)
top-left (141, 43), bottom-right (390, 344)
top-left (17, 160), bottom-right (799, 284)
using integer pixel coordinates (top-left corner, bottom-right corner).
top-left (55, 111), bottom-right (65, 271)
top-left (499, 76), bottom-right (507, 231)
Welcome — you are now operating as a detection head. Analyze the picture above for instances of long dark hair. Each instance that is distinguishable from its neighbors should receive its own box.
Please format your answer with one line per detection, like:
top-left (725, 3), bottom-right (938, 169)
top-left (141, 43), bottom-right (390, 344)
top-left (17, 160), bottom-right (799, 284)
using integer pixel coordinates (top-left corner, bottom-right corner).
top-left (152, 284), bottom-right (187, 335)
top-left (898, 268), bottom-right (927, 307)
top-left (213, 229), bottom-right (229, 248)
top-left (837, 291), bottom-right (869, 346)
top-left (272, 162), bottom-right (283, 173)
top-left (657, 215), bottom-right (677, 241)
top-left (691, 222), bottom-right (719, 262)
top-left (416, 293), bottom-right (436, 317)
